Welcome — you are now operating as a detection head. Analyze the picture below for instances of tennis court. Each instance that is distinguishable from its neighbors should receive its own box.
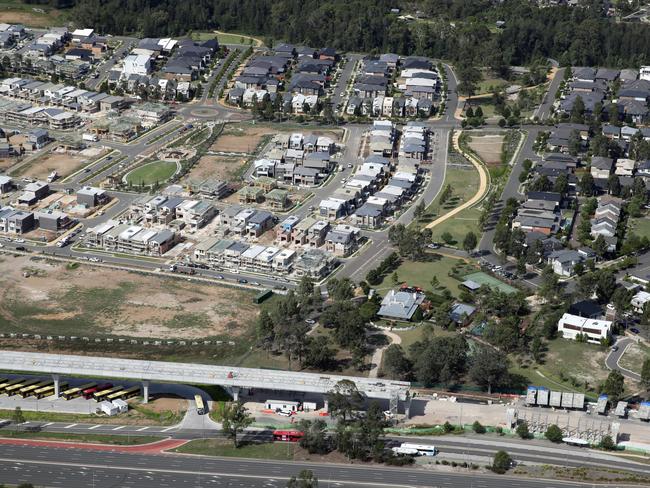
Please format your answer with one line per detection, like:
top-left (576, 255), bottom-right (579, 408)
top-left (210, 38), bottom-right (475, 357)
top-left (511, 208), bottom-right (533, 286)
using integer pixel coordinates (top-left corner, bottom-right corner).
top-left (463, 271), bottom-right (517, 294)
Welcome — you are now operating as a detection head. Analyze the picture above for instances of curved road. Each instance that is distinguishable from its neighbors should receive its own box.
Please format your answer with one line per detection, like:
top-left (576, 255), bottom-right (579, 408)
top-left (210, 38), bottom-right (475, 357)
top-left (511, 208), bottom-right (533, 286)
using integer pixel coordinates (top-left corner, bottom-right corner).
top-left (606, 336), bottom-right (642, 381)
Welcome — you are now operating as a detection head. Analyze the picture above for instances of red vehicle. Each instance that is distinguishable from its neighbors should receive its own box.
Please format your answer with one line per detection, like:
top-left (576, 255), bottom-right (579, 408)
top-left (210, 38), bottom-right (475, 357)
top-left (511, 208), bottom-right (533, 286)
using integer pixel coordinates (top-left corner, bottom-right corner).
top-left (82, 383), bottom-right (112, 400)
top-left (272, 430), bottom-right (304, 443)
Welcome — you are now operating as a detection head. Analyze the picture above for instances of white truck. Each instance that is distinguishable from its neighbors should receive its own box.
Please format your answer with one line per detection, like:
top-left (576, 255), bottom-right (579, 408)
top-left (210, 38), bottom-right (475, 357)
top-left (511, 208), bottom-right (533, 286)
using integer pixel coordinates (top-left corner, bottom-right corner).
top-left (82, 133), bottom-right (99, 142)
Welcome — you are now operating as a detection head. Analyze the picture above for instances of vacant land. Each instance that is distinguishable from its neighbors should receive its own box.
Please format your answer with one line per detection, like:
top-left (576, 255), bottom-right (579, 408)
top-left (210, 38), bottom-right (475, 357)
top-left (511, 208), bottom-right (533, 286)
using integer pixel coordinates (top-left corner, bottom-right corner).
top-left (510, 339), bottom-right (610, 398)
top-left (466, 134), bottom-right (505, 165)
top-left (191, 30), bottom-right (263, 46)
top-left (16, 147), bottom-right (105, 179)
top-left (0, 1), bottom-right (64, 27)
top-left (0, 255), bottom-right (259, 340)
top-left (376, 255), bottom-right (478, 299)
top-left (619, 342), bottom-right (650, 375)
top-left (189, 154), bottom-right (248, 181)
top-left (125, 160), bottom-right (178, 186)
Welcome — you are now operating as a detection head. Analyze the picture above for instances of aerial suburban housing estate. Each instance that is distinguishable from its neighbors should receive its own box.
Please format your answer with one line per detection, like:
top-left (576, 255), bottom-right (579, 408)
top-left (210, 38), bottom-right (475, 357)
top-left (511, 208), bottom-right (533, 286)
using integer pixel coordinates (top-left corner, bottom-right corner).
top-left (1, 3), bottom-right (650, 487)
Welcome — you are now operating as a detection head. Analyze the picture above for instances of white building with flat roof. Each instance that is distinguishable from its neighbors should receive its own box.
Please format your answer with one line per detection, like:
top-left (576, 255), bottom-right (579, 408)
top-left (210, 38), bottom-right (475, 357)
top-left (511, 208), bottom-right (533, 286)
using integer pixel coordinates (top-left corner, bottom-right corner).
top-left (557, 313), bottom-right (611, 344)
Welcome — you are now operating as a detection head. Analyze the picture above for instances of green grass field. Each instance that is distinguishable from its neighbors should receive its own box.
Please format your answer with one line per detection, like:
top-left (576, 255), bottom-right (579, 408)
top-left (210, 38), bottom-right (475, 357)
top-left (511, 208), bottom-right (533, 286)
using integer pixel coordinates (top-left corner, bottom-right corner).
top-left (463, 271), bottom-right (517, 294)
top-left (393, 325), bottom-right (458, 352)
top-left (412, 165), bottom-right (480, 238)
top-left (0, 1), bottom-right (65, 28)
top-left (376, 255), bottom-right (478, 298)
top-left (125, 161), bottom-right (177, 186)
top-left (174, 439), bottom-right (294, 460)
top-left (627, 216), bottom-right (650, 240)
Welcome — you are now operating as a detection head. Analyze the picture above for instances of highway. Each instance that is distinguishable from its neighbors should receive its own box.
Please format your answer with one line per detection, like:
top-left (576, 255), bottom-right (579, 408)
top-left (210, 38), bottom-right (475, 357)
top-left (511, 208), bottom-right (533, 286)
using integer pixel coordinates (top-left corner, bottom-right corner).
top-left (0, 444), bottom-right (638, 488)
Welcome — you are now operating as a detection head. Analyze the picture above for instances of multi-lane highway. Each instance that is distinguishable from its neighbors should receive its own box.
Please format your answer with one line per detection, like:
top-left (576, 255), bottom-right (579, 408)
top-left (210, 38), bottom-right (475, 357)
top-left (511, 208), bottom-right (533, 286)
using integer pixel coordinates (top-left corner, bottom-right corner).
top-left (0, 443), bottom-right (641, 488)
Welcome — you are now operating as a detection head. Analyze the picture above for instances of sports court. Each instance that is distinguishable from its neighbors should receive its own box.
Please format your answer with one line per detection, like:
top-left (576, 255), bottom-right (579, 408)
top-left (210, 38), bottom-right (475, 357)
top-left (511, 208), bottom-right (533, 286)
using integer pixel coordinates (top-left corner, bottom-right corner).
top-left (462, 271), bottom-right (517, 294)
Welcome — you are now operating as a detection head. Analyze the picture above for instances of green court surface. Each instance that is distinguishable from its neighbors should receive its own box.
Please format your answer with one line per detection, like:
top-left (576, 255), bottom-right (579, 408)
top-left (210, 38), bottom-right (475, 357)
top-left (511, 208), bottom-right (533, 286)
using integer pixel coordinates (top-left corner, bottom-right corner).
top-left (463, 271), bottom-right (517, 294)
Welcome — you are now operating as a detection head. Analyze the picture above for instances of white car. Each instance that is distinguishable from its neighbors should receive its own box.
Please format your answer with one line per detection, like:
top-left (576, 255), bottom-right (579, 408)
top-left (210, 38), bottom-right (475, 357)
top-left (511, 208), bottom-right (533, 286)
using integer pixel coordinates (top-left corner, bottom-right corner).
top-left (277, 410), bottom-right (293, 417)
top-left (89, 257), bottom-right (100, 262)
top-left (14, 239), bottom-right (25, 243)
top-left (305, 319), bottom-right (316, 325)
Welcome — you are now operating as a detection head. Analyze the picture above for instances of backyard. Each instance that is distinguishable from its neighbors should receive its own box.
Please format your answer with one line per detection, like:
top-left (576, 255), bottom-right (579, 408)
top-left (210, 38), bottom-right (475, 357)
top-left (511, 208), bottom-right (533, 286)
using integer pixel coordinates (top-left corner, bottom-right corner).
top-left (125, 160), bottom-right (178, 186)
top-left (627, 216), bottom-right (650, 241)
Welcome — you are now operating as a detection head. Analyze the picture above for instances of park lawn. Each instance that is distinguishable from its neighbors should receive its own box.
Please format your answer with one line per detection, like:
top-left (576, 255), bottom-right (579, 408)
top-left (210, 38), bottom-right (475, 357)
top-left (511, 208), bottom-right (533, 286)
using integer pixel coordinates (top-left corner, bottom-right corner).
top-left (192, 31), bottom-right (261, 46)
top-left (412, 166), bottom-right (480, 232)
top-left (618, 342), bottom-right (650, 375)
top-left (376, 255), bottom-right (478, 298)
top-left (393, 325), bottom-right (458, 352)
top-left (509, 339), bottom-right (611, 399)
top-left (174, 438), bottom-right (295, 460)
top-left (627, 216), bottom-right (650, 240)
top-left (0, 431), bottom-right (162, 445)
top-left (477, 76), bottom-right (509, 95)
top-left (428, 207), bottom-right (482, 247)
top-left (125, 160), bottom-right (177, 186)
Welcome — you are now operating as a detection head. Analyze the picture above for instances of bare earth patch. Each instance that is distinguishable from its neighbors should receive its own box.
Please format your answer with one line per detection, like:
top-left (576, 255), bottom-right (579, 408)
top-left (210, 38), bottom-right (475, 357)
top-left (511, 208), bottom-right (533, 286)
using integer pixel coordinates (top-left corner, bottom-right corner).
top-left (0, 255), bottom-right (258, 340)
top-left (19, 148), bottom-right (103, 179)
top-left (467, 134), bottom-right (504, 165)
top-left (211, 126), bottom-right (273, 153)
top-left (187, 155), bottom-right (247, 181)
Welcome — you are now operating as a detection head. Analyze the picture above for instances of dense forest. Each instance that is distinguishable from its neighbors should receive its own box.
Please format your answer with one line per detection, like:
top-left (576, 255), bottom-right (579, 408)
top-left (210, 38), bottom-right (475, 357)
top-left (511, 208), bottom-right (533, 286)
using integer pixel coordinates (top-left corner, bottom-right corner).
top-left (27, 0), bottom-right (650, 67)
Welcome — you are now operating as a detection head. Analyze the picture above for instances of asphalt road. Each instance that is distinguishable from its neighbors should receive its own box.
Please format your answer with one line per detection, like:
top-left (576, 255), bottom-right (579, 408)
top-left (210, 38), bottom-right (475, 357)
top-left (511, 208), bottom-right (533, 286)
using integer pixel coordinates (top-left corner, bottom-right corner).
top-left (0, 444), bottom-right (637, 488)
top-left (606, 336), bottom-right (642, 381)
top-left (85, 36), bottom-right (138, 91)
top-left (534, 68), bottom-right (565, 121)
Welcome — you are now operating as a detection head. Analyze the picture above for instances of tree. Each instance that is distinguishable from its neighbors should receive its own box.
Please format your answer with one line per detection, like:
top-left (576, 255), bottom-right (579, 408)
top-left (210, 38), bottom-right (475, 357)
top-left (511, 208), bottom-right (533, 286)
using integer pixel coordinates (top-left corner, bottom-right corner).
top-left (413, 200), bottom-right (425, 219)
top-left (12, 406), bottom-right (24, 424)
top-left (579, 173), bottom-right (595, 196)
top-left (441, 231), bottom-right (454, 245)
top-left (607, 174), bottom-right (621, 196)
top-left (462, 231), bottom-right (478, 253)
top-left (383, 344), bottom-right (411, 380)
top-left (391, 271), bottom-right (399, 286)
top-left (599, 435), bottom-right (616, 451)
top-left (221, 401), bottom-right (254, 447)
top-left (304, 336), bottom-right (336, 370)
top-left (287, 470), bottom-right (318, 488)
top-left (298, 419), bottom-right (330, 454)
top-left (492, 450), bottom-right (512, 474)
top-left (472, 420), bottom-right (486, 434)
top-left (516, 421), bottom-right (531, 439)
top-left (327, 380), bottom-right (364, 422)
top-left (601, 370), bottom-right (625, 403)
top-left (469, 347), bottom-right (510, 394)
top-left (641, 358), bottom-right (650, 391)
top-left (592, 235), bottom-right (608, 259)
top-left (545, 424), bottom-right (563, 443)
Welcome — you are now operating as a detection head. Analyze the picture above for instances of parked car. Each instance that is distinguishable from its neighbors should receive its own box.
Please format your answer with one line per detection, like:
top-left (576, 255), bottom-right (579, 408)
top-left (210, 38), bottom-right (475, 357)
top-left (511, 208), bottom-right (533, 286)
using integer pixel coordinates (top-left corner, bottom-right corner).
top-left (630, 328), bottom-right (640, 334)
top-left (305, 319), bottom-right (316, 325)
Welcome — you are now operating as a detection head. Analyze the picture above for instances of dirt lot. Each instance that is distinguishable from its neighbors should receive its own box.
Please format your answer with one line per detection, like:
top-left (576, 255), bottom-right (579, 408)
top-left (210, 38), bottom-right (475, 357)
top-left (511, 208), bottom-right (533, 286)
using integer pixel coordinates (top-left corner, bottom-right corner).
top-left (466, 134), bottom-right (504, 165)
top-left (188, 154), bottom-right (248, 182)
top-left (0, 7), bottom-right (62, 28)
top-left (0, 255), bottom-right (259, 340)
top-left (17, 147), bottom-right (105, 179)
top-left (211, 125), bottom-right (343, 154)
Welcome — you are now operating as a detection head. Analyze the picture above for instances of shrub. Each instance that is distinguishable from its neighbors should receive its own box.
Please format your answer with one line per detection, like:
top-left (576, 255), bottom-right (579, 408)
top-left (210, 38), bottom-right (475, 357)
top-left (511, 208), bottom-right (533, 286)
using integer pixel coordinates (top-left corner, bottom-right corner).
top-left (472, 421), bottom-right (486, 434)
top-left (443, 421), bottom-right (454, 433)
top-left (492, 450), bottom-right (512, 474)
top-left (545, 424), bottom-right (563, 443)
top-left (516, 421), bottom-right (531, 439)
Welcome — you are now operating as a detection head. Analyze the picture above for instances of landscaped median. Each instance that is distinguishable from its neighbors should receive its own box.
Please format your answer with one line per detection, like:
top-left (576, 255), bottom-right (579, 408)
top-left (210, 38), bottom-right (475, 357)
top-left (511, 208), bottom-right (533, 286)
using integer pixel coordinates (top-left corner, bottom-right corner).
top-left (0, 435), bottom-right (186, 453)
top-left (0, 430), bottom-right (162, 446)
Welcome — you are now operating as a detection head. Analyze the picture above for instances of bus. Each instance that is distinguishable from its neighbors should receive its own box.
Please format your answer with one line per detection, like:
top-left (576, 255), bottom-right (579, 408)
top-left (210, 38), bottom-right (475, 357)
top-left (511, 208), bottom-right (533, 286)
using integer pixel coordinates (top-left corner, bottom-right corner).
top-left (392, 443), bottom-right (437, 457)
top-left (195, 394), bottom-right (206, 415)
top-left (107, 386), bottom-right (140, 402)
top-left (272, 430), bottom-right (304, 442)
top-left (83, 383), bottom-right (112, 400)
top-left (0, 378), bottom-right (20, 393)
top-left (19, 381), bottom-right (52, 398)
top-left (62, 383), bottom-right (97, 400)
top-left (93, 386), bottom-right (123, 402)
top-left (34, 383), bottom-right (67, 400)
top-left (6, 379), bottom-right (39, 396)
